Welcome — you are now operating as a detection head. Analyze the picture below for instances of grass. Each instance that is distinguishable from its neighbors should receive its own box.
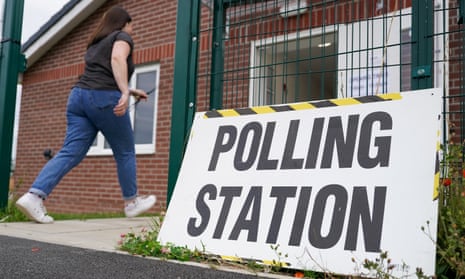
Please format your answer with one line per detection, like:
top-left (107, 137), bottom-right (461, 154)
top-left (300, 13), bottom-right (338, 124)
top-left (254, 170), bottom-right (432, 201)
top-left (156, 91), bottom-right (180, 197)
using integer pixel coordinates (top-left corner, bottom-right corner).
top-left (0, 193), bottom-right (126, 223)
top-left (0, 207), bottom-right (125, 223)
top-left (47, 212), bottom-right (125, 220)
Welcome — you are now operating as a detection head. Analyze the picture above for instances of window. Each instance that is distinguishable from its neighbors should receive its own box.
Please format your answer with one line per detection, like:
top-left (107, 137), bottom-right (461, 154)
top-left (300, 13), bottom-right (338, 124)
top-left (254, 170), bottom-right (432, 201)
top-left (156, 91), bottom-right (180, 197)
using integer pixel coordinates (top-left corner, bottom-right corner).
top-left (250, 27), bottom-right (337, 106)
top-left (87, 64), bottom-right (159, 156)
top-left (338, 8), bottom-right (412, 97)
top-left (250, 7), bottom-right (446, 105)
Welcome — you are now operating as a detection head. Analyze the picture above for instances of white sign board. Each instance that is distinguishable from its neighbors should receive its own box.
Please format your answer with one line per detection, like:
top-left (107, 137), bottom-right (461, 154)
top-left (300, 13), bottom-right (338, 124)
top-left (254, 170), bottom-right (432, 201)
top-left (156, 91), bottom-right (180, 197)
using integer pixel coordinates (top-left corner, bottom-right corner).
top-left (159, 89), bottom-right (440, 277)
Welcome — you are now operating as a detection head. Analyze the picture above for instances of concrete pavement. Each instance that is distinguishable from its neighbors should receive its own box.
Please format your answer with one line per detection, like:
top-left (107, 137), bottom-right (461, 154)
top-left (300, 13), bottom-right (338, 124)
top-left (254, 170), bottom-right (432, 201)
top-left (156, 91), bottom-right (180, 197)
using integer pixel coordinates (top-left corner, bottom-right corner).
top-left (0, 217), bottom-right (292, 278)
top-left (0, 217), bottom-right (153, 253)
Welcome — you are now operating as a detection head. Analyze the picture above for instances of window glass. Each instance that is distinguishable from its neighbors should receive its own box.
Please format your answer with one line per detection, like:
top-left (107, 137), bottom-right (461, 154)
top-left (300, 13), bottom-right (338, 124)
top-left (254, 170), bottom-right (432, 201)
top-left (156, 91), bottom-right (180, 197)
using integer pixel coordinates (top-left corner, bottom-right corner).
top-left (134, 71), bottom-right (157, 145)
top-left (87, 64), bottom-right (159, 156)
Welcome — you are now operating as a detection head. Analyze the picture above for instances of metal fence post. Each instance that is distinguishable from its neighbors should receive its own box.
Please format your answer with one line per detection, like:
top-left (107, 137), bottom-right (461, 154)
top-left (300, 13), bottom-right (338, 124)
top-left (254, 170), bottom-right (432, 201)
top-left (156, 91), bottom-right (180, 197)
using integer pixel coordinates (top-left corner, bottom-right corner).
top-left (0, 0), bottom-right (24, 211)
top-left (411, 0), bottom-right (433, 90)
top-left (167, 0), bottom-right (200, 206)
top-left (209, 0), bottom-right (225, 110)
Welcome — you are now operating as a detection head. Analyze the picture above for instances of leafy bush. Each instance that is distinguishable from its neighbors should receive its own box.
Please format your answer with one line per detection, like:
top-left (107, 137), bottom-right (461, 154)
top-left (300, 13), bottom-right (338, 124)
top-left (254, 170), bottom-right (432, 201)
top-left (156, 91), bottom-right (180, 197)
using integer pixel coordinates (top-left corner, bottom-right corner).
top-left (434, 143), bottom-right (465, 279)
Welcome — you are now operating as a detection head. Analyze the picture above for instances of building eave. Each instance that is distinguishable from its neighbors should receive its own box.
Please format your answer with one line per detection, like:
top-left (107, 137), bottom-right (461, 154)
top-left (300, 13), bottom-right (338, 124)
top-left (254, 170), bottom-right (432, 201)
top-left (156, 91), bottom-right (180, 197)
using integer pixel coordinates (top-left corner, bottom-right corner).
top-left (22, 0), bottom-right (107, 69)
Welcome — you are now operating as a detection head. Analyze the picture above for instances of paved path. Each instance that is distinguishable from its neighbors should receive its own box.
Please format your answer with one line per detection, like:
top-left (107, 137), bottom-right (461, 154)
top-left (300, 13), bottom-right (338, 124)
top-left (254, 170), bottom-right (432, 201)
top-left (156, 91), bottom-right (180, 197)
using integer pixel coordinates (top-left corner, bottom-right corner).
top-left (0, 218), bottom-right (289, 279)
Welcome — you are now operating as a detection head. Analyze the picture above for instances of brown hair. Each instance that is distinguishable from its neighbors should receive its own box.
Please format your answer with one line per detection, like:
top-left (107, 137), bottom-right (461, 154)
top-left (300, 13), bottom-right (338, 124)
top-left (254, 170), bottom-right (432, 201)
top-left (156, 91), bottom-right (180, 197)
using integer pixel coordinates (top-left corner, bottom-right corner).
top-left (87, 6), bottom-right (132, 48)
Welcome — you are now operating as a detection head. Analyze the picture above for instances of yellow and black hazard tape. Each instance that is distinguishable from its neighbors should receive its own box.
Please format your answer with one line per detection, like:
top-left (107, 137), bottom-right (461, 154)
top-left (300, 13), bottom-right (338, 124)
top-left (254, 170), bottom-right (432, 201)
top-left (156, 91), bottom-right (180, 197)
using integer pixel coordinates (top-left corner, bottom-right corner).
top-left (219, 254), bottom-right (291, 267)
top-left (433, 128), bottom-right (441, 200)
top-left (433, 146), bottom-right (440, 200)
top-left (204, 93), bottom-right (402, 118)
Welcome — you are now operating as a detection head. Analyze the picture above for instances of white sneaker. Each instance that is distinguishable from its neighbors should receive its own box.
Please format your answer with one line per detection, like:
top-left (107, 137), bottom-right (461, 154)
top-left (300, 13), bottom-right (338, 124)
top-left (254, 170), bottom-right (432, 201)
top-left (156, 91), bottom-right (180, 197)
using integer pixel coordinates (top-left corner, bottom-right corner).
top-left (124, 195), bottom-right (156, 218)
top-left (16, 193), bottom-right (54, 224)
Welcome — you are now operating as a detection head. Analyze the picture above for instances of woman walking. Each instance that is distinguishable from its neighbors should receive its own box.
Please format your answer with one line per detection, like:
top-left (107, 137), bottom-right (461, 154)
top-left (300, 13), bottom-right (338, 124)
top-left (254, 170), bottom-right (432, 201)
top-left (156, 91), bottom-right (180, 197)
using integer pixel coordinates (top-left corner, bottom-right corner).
top-left (16, 6), bottom-right (156, 223)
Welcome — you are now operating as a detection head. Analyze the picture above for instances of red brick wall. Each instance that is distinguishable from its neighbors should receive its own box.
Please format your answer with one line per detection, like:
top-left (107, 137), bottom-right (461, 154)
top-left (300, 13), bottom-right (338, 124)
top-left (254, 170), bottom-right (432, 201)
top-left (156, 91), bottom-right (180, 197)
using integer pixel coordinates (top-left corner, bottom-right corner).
top-left (15, 0), bottom-right (461, 215)
top-left (198, 0), bottom-right (415, 111)
top-left (16, 0), bottom-right (177, 214)
top-left (446, 1), bottom-right (464, 143)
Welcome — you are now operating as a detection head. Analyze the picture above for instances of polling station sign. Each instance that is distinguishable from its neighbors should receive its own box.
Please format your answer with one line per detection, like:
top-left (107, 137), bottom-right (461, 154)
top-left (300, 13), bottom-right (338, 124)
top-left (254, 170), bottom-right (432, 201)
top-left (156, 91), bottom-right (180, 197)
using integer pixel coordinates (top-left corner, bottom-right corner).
top-left (158, 89), bottom-right (441, 277)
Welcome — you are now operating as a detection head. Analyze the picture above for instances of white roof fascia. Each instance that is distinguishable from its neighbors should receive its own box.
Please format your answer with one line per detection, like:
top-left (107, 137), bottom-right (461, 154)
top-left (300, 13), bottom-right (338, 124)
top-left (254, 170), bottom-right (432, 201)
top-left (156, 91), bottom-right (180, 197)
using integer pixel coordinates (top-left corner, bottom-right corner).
top-left (24, 0), bottom-right (106, 68)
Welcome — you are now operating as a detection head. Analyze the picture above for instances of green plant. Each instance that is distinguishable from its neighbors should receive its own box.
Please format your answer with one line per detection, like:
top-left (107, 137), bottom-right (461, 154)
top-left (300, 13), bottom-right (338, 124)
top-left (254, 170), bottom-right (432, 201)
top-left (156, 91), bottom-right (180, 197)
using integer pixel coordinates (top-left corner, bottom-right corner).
top-left (0, 178), bottom-right (29, 223)
top-left (0, 178), bottom-right (125, 222)
top-left (353, 251), bottom-right (394, 279)
top-left (269, 244), bottom-right (289, 272)
top-left (118, 218), bottom-right (311, 276)
top-left (0, 199), bottom-right (29, 223)
top-left (119, 217), bottom-right (209, 262)
top-left (350, 251), bottom-right (428, 279)
top-left (433, 143), bottom-right (465, 279)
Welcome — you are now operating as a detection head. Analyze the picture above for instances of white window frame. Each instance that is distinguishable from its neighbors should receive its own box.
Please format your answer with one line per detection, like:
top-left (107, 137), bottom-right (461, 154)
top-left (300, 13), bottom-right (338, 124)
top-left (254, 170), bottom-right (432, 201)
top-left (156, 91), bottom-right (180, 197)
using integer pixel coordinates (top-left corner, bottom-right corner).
top-left (249, 26), bottom-right (337, 106)
top-left (87, 63), bottom-right (160, 156)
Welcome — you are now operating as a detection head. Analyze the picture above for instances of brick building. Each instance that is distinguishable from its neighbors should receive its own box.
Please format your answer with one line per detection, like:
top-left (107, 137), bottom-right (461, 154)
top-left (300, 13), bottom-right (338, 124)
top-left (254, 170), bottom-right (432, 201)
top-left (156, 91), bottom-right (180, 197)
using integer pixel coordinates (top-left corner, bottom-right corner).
top-left (16, 0), bottom-right (178, 214)
top-left (15, 0), bottom-right (463, 214)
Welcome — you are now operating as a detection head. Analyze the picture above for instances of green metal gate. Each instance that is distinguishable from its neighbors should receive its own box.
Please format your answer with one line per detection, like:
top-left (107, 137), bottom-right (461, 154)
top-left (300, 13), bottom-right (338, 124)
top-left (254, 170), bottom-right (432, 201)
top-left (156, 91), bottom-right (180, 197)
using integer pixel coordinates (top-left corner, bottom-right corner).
top-left (168, 0), bottom-right (464, 202)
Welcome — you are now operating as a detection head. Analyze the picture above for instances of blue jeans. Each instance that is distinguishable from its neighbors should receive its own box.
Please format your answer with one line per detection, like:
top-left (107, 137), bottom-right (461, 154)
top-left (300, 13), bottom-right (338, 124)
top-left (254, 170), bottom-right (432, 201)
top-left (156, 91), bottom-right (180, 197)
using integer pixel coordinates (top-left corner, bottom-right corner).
top-left (29, 87), bottom-right (138, 200)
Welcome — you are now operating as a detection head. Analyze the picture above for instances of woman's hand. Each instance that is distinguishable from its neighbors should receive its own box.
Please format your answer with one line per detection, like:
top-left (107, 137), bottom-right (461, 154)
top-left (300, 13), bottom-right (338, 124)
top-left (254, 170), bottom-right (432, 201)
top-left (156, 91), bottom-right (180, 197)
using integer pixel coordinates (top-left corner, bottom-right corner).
top-left (114, 93), bottom-right (130, 116)
top-left (130, 88), bottom-right (148, 102)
